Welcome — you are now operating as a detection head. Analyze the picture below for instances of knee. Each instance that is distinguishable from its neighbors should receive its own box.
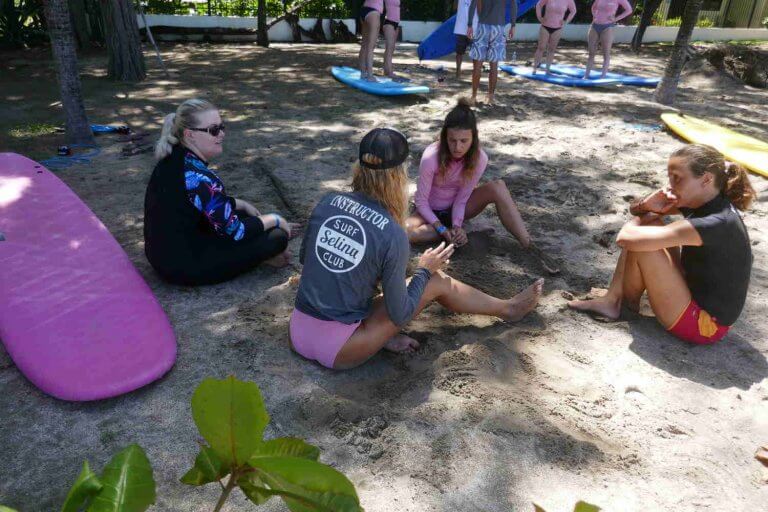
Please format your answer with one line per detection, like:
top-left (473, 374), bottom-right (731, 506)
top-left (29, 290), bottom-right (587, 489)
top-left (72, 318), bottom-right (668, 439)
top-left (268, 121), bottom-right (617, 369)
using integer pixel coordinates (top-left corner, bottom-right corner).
top-left (492, 179), bottom-right (509, 198)
top-left (272, 227), bottom-right (289, 251)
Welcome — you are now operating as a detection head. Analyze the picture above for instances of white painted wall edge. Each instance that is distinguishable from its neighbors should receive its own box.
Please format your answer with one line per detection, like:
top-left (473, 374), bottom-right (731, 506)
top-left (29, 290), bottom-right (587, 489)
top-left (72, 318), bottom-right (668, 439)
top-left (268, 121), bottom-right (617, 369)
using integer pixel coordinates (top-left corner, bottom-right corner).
top-left (138, 15), bottom-right (768, 44)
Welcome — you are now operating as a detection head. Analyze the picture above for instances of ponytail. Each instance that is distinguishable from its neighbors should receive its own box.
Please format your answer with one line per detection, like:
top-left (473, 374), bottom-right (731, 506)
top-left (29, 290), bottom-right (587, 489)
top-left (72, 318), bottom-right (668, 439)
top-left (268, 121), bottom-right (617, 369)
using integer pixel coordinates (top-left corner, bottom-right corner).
top-left (154, 98), bottom-right (217, 160)
top-left (671, 144), bottom-right (757, 211)
top-left (154, 113), bottom-right (178, 160)
top-left (723, 161), bottom-right (756, 211)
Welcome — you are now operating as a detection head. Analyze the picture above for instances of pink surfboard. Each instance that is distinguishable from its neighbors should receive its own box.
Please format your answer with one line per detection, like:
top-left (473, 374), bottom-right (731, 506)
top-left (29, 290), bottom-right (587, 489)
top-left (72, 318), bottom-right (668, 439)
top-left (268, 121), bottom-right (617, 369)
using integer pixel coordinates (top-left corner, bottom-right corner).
top-left (0, 153), bottom-right (176, 401)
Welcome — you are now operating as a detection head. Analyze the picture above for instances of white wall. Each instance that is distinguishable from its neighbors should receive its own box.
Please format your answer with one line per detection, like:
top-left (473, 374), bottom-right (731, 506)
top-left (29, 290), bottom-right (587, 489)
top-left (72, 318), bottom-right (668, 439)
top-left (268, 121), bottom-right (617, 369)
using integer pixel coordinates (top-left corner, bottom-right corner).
top-left (138, 15), bottom-right (768, 43)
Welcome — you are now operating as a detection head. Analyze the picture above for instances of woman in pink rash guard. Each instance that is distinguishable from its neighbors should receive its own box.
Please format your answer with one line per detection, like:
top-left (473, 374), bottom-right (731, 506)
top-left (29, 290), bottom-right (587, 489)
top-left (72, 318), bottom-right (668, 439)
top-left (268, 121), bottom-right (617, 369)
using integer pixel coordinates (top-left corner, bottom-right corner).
top-left (406, 99), bottom-right (559, 274)
top-left (533, 0), bottom-right (577, 75)
top-left (585, 0), bottom-right (633, 78)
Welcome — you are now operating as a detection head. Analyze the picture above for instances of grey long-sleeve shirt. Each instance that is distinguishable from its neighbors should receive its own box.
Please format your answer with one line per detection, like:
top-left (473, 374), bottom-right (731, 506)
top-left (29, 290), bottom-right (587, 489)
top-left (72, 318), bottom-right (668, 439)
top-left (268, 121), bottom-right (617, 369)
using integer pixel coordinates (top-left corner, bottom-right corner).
top-left (295, 192), bottom-right (431, 327)
top-left (468, 0), bottom-right (516, 26)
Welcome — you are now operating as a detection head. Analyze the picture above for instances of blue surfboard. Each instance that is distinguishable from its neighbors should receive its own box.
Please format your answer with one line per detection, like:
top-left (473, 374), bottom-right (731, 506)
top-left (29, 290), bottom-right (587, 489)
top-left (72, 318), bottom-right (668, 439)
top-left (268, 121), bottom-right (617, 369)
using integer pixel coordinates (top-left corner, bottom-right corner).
top-left (544, 64), bottom-right (660, 86)
top-left (500, 65), bottom-right (621, 87)
top-left (331, 66), bottom-right (431, 96)
top-left (417, 0), bottom-right (538, 61)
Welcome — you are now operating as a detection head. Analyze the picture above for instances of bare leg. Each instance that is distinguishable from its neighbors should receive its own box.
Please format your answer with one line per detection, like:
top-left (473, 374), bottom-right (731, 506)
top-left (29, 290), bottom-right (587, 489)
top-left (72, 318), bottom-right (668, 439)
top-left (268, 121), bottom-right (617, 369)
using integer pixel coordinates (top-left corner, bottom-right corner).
top-left (533, 26), bottom-right (549, 74)
top-left (545, 29), bottom-right (563, 75)
top-left (487, 61), bottom-right (498, 104)
top-left (471, 59), bottom-right (482, 103)
top-left (568, 247), bottom-right (691, 326)
top-left (382, 23), bottom-right (397, 77)
top-left (585, 26), bottom-right (598, 78)
top-left (599, 27), bottom-right (614, 77)
top-left (464, 180), bottom-right (531, 247)
top-left (456, 52), bottom-right (463, 79)
top-left (406, 213), bottom-right (442, 244)
top-left (359, 13), bottom-right (380, 81)
top-left (333, 272), bottom-right (544, 369)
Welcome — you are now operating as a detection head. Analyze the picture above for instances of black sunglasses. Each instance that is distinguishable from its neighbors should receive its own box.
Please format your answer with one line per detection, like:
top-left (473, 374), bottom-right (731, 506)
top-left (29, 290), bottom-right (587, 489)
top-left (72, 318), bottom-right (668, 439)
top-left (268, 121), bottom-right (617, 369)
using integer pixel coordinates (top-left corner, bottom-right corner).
top-left (189, 123), bottom-right (225, 137)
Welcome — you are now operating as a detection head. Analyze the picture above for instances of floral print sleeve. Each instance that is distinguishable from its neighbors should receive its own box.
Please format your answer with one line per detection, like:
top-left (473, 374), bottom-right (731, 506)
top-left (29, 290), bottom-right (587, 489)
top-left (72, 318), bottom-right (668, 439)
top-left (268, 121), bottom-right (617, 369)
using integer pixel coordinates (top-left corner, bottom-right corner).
top-left (184, 151), bottom-right (262, 241)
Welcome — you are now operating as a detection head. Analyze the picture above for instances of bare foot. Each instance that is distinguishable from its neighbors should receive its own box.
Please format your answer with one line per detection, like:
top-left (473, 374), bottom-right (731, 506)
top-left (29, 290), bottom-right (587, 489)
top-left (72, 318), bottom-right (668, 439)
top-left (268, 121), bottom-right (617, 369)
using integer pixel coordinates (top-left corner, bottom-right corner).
top-left (503, 278), bottom-right (544, 322)
top-left (264, 250), bottom-right (291, 268)
top-left (384, 334), bottom-right (419, 354)
top-left (485, 95), bottom-right (494, 105)
top-left (756, 446), bottom-right (768, 467)
top-left (469, 96), bottom-right (477, 106)
top-left (567, 295), bottom-right (621, 320)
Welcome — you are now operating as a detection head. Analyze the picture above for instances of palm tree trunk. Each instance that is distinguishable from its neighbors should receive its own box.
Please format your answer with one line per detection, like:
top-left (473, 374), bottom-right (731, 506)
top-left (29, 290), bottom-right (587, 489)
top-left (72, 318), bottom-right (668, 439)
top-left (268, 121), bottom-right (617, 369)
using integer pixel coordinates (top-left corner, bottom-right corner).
top-left (42, 0), bottom-right (94, 145)
top-left (257, 0), bottom-right (269, 47)
top-left (631, 0), bottom-right (664, 52)
top-left (100, 0), bottom-right (146, 81)
top-left (653, 0), bottom-right (704, 105)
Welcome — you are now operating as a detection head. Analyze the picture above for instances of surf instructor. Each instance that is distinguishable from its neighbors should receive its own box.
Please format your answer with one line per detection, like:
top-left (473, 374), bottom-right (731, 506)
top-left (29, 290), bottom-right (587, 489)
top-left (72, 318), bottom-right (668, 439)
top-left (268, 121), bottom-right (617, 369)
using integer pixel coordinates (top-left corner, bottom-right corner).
top-left (290, 127), bottom-right (544, 370)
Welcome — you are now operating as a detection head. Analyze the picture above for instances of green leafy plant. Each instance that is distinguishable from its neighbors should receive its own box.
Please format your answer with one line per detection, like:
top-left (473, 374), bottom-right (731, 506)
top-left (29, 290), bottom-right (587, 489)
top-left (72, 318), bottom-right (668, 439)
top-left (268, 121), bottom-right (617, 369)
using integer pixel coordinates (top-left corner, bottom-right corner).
top-left (182, 376), bottom-right (362, 512)
top-left (534, 501), bottom-right (601, 512)
top-left (1, 506), bottom-right (20, 512)
top-left (60, 445), bottom-right (156, 512)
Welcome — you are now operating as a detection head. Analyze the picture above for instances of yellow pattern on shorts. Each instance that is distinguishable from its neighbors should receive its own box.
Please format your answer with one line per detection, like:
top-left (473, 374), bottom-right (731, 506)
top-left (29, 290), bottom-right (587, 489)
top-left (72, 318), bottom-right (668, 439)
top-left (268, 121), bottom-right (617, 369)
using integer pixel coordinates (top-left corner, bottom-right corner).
top-left (697, 309), bottom-right (718, 338)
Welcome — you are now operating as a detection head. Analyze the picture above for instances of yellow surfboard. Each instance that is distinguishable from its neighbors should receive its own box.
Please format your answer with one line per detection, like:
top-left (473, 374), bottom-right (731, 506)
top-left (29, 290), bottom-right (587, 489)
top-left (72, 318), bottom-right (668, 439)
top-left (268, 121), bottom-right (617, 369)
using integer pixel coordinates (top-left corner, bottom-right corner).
top-left (661, 113), bottom-right (768, 178)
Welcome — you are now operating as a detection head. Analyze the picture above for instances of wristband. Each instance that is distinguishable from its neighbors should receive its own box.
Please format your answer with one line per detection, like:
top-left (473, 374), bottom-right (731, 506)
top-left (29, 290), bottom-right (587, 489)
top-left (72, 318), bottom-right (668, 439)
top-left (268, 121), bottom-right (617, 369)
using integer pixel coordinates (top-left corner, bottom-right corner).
top-left (435, 224), bottom-right (447, 235)
top-left (273, 214), bottom-right (280, 228)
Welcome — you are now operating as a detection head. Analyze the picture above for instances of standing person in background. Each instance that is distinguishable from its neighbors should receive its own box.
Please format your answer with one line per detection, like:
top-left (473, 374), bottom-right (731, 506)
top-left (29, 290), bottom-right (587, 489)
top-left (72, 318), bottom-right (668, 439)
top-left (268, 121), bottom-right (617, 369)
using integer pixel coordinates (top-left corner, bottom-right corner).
top-left (585, 0), bottom-right (633, 78)
top-left (532, 0), bottom-right (577, 75)
top-left (467, 0), bottom-right (516, 105)
top-left (382, 0), bottom-right (407, 81)
top-left (453, 0), bottom-right (478, 79)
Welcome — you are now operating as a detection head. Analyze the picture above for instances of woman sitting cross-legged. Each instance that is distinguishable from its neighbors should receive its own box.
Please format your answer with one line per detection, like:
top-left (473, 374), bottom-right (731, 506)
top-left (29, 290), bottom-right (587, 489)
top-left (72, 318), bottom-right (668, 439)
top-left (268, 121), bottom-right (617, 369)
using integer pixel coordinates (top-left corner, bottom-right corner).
top-left (405, 99), bottom-right (559, 274)
top-left (290, 127), bottom-right (544, 370)
top-left (144, 98), bottom-right (298, 285)
top-left (569, 144), bottom-right (756, 344)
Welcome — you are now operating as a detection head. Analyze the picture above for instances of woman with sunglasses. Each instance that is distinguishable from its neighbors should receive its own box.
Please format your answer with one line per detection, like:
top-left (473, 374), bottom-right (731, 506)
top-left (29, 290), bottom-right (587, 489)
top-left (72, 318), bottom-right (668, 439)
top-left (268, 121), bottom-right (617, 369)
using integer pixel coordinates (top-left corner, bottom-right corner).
top-left (144, 99), bottom-right (296, 285)
top-left (290, 127), bottom-right (544, 370)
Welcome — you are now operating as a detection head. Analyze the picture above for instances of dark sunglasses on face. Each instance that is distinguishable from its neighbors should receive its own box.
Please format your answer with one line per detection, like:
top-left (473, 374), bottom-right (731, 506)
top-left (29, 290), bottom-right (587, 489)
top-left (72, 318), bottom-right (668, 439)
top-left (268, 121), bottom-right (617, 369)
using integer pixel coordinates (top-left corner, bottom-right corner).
top-left (189, 123), bottom-right (225, 137)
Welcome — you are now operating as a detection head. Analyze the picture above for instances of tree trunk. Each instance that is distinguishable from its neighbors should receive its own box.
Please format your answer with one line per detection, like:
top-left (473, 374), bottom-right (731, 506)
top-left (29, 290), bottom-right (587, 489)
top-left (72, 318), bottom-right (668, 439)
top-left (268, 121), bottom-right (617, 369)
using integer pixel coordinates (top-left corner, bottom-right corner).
top-left (631, 0), bottom-right (664, 52)
top-left (69, 0), bottom-right (91, 48)
top-left (654, 0), bottom-right (704, 104)
top-left (257, 0), bottom-right (269, 47)
top-left (42, 0), bottom-right (94, 145)
top-left (99, 0), bottom-right (145, 81)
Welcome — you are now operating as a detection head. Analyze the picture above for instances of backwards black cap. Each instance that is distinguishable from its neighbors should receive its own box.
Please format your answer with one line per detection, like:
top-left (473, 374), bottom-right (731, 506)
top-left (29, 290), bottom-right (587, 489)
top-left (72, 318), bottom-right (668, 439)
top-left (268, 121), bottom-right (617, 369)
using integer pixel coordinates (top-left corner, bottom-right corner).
top-left (358, 127), bottom-right (409, 170)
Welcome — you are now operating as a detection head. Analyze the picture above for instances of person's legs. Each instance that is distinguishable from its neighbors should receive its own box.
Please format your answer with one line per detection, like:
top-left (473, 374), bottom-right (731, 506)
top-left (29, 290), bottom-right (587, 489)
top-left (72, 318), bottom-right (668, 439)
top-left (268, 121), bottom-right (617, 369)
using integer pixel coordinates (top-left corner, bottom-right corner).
top-left (174, 228), bottom-right (289, 286)
top-left (382, 23), bottom-right (397, 77)
top-left (585, 26), bottom-right (599, 78)
top-left (406, 213), bottom-right (442, 244)
top-left (463, 180), bottom-right (530, 246)
top-left (455, 35), bottom-right (467, 78)
top-left (333, 271), bottom-right (545, 369)
top-left (488, 61), bottom-right (499, 104)
top-left (569, 246), bottom-right (691, 326)
top-left (471, 59), bottom-right (482, 103)
top-left (545, 29), bottom-right (563, 75)
top-left (533, 26), bottom-right (550, 74)
top-left (599, 27), bottom-right (614, 77)
top-left (360, 12), bottom-right (380, 80)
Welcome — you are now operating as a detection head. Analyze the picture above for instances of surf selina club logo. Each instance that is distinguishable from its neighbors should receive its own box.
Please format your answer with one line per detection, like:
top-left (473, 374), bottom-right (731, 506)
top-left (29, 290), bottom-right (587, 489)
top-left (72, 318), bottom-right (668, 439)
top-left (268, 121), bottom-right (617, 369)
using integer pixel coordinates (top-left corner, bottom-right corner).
top-left (314, 194), bottom-right (390, 273)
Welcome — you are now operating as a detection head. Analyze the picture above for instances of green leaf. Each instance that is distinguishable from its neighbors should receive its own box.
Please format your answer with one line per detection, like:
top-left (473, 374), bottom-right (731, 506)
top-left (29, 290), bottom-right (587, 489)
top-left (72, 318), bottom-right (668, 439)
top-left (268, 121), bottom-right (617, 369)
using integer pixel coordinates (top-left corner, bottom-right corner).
top-left (61, 461), bottom-right (103, 512)
top-left (574, 502), bottom-right (601, 512)
top-left (87, 445), bottom-right (156, 512)
top-left (180, 445), bottom-right (231, 486)
top-left (191, 376), bottom-right (269, 466)
top-left (250, 438), bottom-right (320, 461)
top-left (0, 506), bottom-right (20, 512)
top-left (237, 475), bottom-right (273, 506)
top-left (248, 456), bottom-right (361, 512)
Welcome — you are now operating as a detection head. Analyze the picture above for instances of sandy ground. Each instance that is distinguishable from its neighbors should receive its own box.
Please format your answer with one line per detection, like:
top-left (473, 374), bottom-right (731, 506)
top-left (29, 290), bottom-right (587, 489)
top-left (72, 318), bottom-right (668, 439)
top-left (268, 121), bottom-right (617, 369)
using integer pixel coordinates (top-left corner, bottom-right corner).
top-left (1, 40), bottom-right (768, 511)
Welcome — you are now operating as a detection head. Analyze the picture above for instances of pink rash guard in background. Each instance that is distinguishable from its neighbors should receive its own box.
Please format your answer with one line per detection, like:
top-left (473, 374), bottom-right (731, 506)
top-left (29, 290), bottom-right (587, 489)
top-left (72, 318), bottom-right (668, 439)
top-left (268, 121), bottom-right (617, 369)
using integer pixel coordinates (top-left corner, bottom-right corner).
top-left (363, 0), bottom-right (384, 14)
top-left (384, 0), bottom-right (401, 22)
top-left (591, 0), bottom-right (632, 24)
top-left (414, 142), bottom-right (489, 228)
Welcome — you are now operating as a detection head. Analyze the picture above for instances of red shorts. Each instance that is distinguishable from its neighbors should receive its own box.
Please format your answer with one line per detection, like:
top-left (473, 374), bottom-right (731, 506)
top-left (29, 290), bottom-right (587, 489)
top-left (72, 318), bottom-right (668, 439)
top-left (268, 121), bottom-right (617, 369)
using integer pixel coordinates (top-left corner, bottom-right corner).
top-left (668, 300), bottom-right (729, 345)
